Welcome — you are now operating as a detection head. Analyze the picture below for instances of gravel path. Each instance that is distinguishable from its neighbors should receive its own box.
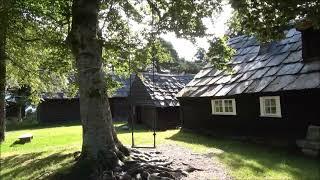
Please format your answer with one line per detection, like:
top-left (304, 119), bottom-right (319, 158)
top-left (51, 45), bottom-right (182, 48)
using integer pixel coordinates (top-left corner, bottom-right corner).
top-left (139, 143), bottom-right (232, 180)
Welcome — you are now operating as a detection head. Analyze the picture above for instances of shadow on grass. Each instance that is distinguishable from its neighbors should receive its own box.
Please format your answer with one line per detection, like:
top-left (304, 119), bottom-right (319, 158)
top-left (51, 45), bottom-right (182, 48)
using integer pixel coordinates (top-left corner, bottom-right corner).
top-left (0, 151), bottom-right (76, 180)
top-left (167, 130), bottom-right (320, 179)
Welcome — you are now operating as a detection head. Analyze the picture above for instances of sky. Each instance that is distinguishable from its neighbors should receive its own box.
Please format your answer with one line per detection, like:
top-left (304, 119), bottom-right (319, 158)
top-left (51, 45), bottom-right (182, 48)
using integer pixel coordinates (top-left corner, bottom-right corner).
top-left (161, 5), bottom-right (233, 61)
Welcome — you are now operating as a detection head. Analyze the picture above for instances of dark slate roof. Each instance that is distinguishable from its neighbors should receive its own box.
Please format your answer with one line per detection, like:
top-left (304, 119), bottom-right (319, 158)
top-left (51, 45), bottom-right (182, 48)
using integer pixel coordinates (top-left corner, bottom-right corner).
top-left (110, 75), bottom-right (135, 98)
top-left (177, 29), bottom-right (320, 98)
top-left (140, 73), bottom-right (194, 107)
top-left (41, 75), bottom-right (135, 100)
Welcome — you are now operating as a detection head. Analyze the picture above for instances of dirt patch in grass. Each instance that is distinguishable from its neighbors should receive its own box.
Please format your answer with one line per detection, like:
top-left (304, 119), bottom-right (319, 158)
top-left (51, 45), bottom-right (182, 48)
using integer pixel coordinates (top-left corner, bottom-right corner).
top-left (139, 143), bottom-right (232, 180)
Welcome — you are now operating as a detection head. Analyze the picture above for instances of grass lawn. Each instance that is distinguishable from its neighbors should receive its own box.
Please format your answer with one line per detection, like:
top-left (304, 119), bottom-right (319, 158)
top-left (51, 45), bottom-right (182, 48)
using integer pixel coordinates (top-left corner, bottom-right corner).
top-left (1, 122), bottom-right (319, 180)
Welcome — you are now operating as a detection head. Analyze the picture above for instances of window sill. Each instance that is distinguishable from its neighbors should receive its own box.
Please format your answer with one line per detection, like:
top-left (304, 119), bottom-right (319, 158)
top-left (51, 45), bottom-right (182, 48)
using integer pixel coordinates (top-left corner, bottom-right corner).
top-left (260, 114), bottom-right (282, 118)
top-left (213, 113), bottom-right (237, 116)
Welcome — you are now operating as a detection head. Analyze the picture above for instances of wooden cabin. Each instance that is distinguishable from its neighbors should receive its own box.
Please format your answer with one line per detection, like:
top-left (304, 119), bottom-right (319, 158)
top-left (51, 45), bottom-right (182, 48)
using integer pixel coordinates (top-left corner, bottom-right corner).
top-left (130, 73), bottom-right (194, 130)
top-left (37, 75), bottom-right (133, 123)
top-left (37, 97), bottom-right (80, 123)
top-left (177, 28), bottom-right (320, 142)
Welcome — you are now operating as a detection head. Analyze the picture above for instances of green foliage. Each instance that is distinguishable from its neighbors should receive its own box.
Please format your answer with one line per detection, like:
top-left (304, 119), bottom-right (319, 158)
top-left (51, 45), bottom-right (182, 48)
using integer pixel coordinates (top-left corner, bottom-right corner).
top-left (100, 0), bottom-right (224, 77)
top-left (149, 0), bottom-right (223, 38)
top-left (206, 36), bottom-right (235, 70)
top-left (3, 0), bottom-right (226, 104)
top-left (229, 0), bottom-right (320, 41)
top-left (156, 39), bottom-right (205, 74)
top-left (5, 0), bottom-right (75, 104)
top-left (194, 47), bottom-right (206, 62)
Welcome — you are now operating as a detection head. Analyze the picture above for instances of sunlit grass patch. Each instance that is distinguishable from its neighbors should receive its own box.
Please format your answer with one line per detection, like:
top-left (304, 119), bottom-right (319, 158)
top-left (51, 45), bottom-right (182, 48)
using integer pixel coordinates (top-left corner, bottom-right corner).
top-left (1, 121), bottom-right (319, 180)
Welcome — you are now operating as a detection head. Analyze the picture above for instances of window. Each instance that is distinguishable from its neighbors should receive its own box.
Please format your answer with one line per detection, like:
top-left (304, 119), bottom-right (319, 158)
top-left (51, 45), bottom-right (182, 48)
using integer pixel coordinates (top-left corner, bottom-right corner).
top-left (212, 99), bottom-right (236, 115)
top-left (259, 96), bottom-right (282, 117)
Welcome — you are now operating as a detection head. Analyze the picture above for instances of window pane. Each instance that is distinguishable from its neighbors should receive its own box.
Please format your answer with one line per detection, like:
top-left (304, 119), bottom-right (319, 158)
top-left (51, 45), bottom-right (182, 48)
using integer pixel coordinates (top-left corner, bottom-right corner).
top-left (271, 107), bottom-right (277, 114)
top-left (265, 99), bottom-right (270, 106)
top-left (224, 100), bottom-right (232, 106)
top-left (214, 100), bottom-right (223, 113)
top-left (225, 106), bottom-right (229, 112)
top-left (270, 99), bottom-right (276, 106)
top-left (265, 106), bottom-right (271, 114)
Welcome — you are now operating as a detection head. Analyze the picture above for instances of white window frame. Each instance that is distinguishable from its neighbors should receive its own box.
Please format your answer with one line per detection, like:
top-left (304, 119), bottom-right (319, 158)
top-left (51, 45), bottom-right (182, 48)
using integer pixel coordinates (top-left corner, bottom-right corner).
top-left (211, 99), bottom-right (237, 115)
top-left (259, 96), bottom-right (282, 118)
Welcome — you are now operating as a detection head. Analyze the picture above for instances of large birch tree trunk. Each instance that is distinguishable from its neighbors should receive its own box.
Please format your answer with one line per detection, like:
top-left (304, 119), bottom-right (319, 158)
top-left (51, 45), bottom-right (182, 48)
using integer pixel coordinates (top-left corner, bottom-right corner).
top-left (68, 0), bottom-right (128, 169)
top-left (0, 0), bottom-right (9, 142)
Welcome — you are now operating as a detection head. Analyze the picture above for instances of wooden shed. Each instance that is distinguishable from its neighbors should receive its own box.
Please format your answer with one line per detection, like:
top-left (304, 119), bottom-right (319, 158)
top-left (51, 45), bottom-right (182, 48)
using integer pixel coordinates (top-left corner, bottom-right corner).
top-left (37, 75), bottom-right (134, 123)
top-left (37, 93), bottom-right (80, 123)
top-left (177, 28), bottom-right (320, 142)
top-left (130, 73), bottom-right (194, 130)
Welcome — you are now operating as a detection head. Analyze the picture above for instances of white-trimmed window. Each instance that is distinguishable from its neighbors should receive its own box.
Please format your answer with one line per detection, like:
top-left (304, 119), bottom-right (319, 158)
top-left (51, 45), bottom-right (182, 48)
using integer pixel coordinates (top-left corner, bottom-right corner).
top-left (211, 99), bottom-right (236, 115)
top-left (259, 96), bottom-right (282, 117)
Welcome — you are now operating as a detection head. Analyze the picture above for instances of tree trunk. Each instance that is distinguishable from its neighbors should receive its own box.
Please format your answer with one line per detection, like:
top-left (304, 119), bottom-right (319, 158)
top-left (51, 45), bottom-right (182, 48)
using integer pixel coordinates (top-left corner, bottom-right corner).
top-left (68, 0), bottom-right (128, 169)
top-left (17, 104), bottom-right (22, 122)
top-left (0, 0), bottom-right (9, 142)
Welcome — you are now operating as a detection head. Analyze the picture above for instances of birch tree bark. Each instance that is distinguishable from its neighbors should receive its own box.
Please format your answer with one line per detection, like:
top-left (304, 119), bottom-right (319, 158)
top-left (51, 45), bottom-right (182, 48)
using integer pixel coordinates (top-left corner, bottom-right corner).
top-left (68, 0), bottom-right (128, 168)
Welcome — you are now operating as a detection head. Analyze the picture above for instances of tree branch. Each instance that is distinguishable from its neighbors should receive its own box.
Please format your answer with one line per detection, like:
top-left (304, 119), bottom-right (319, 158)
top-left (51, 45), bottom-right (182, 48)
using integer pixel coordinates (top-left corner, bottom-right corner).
top-left (146, 0), bottom-right (162, 19)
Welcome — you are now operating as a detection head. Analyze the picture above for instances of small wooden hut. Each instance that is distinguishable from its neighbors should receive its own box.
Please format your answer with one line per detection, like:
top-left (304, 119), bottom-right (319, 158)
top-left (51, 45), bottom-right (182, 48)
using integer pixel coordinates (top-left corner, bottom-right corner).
top-left (130, 73), bottom-right (194, 130)
top-left (37, 75), bottom-right (134, 123)
top-left (37, 93), bottom-right (80, 123)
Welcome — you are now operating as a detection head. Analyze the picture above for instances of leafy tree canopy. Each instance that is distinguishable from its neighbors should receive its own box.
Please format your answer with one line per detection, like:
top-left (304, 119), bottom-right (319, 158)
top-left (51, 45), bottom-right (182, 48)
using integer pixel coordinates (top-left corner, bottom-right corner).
top-left (4, 0), bottom-right (76, 103)
top-left (229, 0), bottom-right (320, 41)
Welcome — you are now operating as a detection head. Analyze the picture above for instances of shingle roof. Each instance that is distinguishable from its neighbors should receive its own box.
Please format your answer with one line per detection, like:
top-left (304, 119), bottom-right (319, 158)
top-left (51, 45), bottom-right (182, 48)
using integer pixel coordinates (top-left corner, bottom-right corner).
top-left (177, 29), bottom-right (320, 98)
top-left (140, 73), bottom-right (194, 107)
top-left (41, 75), bottom-right (135, 99)
top-left (110, 75), bottom-right (135, 98)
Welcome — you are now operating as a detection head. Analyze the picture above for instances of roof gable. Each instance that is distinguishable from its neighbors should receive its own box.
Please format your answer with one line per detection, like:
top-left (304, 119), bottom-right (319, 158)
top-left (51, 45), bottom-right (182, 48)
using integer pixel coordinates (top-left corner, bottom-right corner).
top-left (110, 75), bottom-right (135, 98)
top-left (139, 73), bottom-right (194, 107)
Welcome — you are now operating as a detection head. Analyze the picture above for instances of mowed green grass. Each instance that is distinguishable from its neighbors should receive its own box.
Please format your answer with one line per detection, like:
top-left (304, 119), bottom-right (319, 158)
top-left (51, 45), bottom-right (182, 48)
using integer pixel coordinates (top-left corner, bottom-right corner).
top-left (1, 122), bottom-right (319, 180)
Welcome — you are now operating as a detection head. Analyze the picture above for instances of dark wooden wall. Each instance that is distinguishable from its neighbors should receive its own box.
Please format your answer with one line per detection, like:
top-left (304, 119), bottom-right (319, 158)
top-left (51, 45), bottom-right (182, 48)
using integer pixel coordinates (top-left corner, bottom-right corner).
top-left (179, 89), bottom-right (320, 141)
top-left (109, 97), bottom-right (129, 121)
top-left (134, 105), bottom-right (181, 130)
top-left (158, 107), bottom-right (180, 129)
top-left (37, 99), bottom-right (80, 123)
top-left (129, 76), bottom-right (154, 106)
top-left (140, 106), bottom-right (156, 128)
